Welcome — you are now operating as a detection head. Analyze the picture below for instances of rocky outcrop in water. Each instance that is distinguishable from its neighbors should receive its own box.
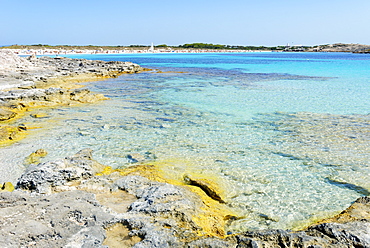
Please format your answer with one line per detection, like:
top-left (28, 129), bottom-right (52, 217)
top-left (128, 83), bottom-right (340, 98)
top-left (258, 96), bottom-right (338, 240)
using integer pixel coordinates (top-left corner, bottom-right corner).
top-left (0, 50), bottom-right (144, 145)
top-left (0, 50), bottom-right (143, 91)
top-left (1, 149), bottom-right (369, 247)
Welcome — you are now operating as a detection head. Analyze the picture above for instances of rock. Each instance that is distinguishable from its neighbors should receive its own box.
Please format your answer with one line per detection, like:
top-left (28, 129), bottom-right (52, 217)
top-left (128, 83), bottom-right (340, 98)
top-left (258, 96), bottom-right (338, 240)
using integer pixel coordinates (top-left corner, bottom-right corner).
top-left (0, 182), bottom-right (14, 192)
top-left (0, 190), bottom-right (113, 248)
top-left (30, 112), bottom-right (48, 118)
top-left (27, 54), bottom-right (37, 61)
top-left (229, 197), bottom-right (370, 247)
top-left (184, 174), bottom-right (225, 203)
top-left (16, 149), bottom-right (105, 194)
top-left (187, 237), bottom-right (235, 248)
top-left (0, 50), bottom-right (32, 70)
top-left (0, 125), bottom-right (20, 142)
top-left (114, 174), bottom-right (232, 243)
top-left (116, 175), bottom-right (200, 227)
top-left (0, 108), bottom-right (17, 121)
top-left (230, 229), bottom-right (327, 248)
top-left (127, 153), bottom-right (147, 163)
top-left (2, 149), bottom-right (370, 247)
top-left (308, 222), bottom-right (370, 247)
top-left (17, 124), bottom-right (27, 131)
top-left (0, 51), bottom-right (144, 146)
top-left (24, 149), bottom-right (48, 165)
top-left (316, 196), bottom-right (370, 224)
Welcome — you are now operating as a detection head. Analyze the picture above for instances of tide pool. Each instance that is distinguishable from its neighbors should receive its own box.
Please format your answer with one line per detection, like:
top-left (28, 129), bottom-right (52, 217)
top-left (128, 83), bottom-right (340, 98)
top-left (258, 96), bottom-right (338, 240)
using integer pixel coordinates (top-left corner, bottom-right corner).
top-left (2, 52), bottom-right (369, 232)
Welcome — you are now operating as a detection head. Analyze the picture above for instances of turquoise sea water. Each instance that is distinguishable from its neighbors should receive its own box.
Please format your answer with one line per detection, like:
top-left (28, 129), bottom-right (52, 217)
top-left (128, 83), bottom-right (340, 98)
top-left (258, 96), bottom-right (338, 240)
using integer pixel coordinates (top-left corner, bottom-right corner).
top-left (2, 52), bottom-right (370, 231)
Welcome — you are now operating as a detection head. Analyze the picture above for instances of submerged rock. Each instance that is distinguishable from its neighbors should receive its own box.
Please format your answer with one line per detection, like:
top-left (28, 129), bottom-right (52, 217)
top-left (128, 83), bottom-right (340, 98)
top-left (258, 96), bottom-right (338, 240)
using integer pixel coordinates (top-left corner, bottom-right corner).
top-left (0, 51), bottom-right (145, 146)
top-left (0, 108), bottom-right (17, 121)
top-left (0, 125), bottom-right (24, 143)
top-left (184, 174), bottom-right (226, 203)
top-left (24, 149), bottom-right (48, 165)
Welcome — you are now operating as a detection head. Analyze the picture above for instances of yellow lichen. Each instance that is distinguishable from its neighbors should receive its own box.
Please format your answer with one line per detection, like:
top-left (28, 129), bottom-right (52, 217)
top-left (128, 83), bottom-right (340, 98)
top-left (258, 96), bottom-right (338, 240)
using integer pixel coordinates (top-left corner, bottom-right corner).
top-left (25, 149), bottom-right (48, 165)
top-left (0, 125), bottom-right (28, 147)
top-left (1, 182), bottom-right (15, 192)
top-left (34, 71), bottom-right (135, 90)
top-left (96, 162), bottom-right (238, 238)
top-left (0, 70), bottom-right (130, 147)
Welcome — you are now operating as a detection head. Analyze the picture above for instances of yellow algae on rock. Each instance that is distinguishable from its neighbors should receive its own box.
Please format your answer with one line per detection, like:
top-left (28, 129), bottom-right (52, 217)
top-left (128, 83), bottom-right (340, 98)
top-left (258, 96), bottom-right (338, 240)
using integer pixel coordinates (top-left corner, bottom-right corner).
top-left (181, 181), bottom-right (236, 238)
top-left (0, 125), bottom-right (27, 146)
top-left (1, 182), bottom-right (14, 192)
top-left (34, 71), bottom-right (137, 90)
top-left (96, 162), bottom-right (238, 238)
top-left (30, 112), bottom-right (48, 118)
top-left (0, 108), bottom-right (17, 121)
top-left (25, 149), bottom-right (48, 165)
top-left (117, 164), bottom-right (169, 183)
top-left (95, 166), bottom-right (115, 176)
top-left (184, 174), bottom-right (226, 203)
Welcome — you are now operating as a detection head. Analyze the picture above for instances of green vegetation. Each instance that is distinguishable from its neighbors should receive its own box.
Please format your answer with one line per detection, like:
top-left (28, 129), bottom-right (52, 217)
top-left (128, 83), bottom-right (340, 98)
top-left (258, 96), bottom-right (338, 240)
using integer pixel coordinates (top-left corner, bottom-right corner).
top-left (178, 43), bottom-right (289, 51)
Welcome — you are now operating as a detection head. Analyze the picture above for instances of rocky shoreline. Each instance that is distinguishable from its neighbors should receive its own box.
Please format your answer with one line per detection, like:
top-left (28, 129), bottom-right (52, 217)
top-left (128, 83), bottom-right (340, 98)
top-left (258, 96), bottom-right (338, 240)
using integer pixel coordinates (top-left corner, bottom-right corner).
top-left (0, 51), bottom-right (369, 247)
top-left (0, 51), bottom-right (143, 145)
top-left (1, 149), bottom-right (369, 247)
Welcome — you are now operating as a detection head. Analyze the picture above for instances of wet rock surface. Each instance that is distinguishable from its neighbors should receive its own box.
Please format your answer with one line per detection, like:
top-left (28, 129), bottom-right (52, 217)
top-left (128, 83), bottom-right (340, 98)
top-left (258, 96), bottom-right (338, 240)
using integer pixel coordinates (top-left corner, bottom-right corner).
top-left (0, 150), bottom-right (369, 247)
top-left (0, 50), bottom-right (144, 145)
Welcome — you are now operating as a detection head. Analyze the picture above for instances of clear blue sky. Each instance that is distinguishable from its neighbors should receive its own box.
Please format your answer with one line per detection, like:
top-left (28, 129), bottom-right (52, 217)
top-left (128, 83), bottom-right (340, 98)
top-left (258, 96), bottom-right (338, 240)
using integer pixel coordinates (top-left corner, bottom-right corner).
top-left (1, 0), bottom-right (369, 46)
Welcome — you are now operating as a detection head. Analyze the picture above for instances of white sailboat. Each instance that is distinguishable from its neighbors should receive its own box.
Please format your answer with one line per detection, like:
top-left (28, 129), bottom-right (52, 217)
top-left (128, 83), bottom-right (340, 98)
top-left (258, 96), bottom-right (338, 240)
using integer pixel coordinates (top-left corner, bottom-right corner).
top-left (149, 43), bottom-right (154, 53)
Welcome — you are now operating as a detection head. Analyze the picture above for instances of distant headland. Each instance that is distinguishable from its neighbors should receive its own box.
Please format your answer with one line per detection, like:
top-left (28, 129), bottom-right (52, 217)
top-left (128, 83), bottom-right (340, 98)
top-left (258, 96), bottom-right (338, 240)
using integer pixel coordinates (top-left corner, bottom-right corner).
top-left (1, 43), bottom-right (370, 55)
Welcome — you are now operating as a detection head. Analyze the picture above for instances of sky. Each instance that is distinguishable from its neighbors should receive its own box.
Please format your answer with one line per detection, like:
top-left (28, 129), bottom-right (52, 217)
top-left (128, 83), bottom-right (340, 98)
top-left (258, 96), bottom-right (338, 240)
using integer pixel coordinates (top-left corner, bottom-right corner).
top-left (1, 0), bottom-right (370, 47)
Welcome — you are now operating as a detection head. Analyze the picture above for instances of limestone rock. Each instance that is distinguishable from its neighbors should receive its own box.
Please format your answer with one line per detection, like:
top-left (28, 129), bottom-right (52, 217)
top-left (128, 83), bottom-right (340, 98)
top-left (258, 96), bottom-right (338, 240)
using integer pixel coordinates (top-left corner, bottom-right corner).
top-left (0, 108), bottom-right (16, 121)
top-left (184, 174), bottom-right (225, 203)
top-left (116, 175), bottom-right (200, 229)
top-left (0, 182), bottom-right (14, 192)
top-left (1, 149), bottom-right (370, 247)
top-left (0, 125), bottom-right (20, 142)
top-left (16, 149), bottom-right (105, 194)
top-left (0, 190), bottom-right (113, 248)
top-left (230, 197), bottom-right (370, 247)
top-left (24, 149), bottom-right (48, 165)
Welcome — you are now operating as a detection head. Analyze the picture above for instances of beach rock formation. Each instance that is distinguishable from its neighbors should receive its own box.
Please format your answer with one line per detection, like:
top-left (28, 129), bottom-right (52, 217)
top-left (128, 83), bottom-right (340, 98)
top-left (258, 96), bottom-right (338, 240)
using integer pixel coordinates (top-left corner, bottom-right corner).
top-left (0, 50), bottom-right (143, 91)
top-left (0, 50), bottom-right (144, 145)
top-left (1, 149), bottom-right (369, 247)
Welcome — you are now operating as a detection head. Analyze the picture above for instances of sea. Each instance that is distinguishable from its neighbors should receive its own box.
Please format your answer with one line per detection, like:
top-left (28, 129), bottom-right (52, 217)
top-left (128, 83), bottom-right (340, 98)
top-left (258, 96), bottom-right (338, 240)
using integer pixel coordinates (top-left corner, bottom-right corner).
top-left (1, 52), bottom-right (369, 232)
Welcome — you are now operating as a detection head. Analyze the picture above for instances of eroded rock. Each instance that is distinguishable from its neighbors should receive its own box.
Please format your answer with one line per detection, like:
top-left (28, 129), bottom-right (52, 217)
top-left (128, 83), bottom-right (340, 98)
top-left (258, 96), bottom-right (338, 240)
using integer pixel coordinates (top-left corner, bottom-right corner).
top-left (16, 148), bottom-right (105, 194)
top-left (0, 190), bottom-right (113, 248)
top-left (1, 149), bottom-right (370, 247)
top-left (184, 174), bottom-right (225, 203)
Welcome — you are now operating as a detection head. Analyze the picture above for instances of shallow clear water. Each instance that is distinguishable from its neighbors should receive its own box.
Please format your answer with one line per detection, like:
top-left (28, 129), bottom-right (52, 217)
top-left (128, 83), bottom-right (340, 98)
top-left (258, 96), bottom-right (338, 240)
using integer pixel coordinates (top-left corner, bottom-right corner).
top-left (1, 52), bottom-right (370, 231)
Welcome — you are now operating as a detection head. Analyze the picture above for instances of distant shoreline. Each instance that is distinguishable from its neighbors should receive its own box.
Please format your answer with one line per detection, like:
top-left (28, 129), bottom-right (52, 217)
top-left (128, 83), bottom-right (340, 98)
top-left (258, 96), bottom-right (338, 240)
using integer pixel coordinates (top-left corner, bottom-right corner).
top-left (1, 48), bottom-right (273, 56)
top-left (1, 43), bottom-right (370, 55)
